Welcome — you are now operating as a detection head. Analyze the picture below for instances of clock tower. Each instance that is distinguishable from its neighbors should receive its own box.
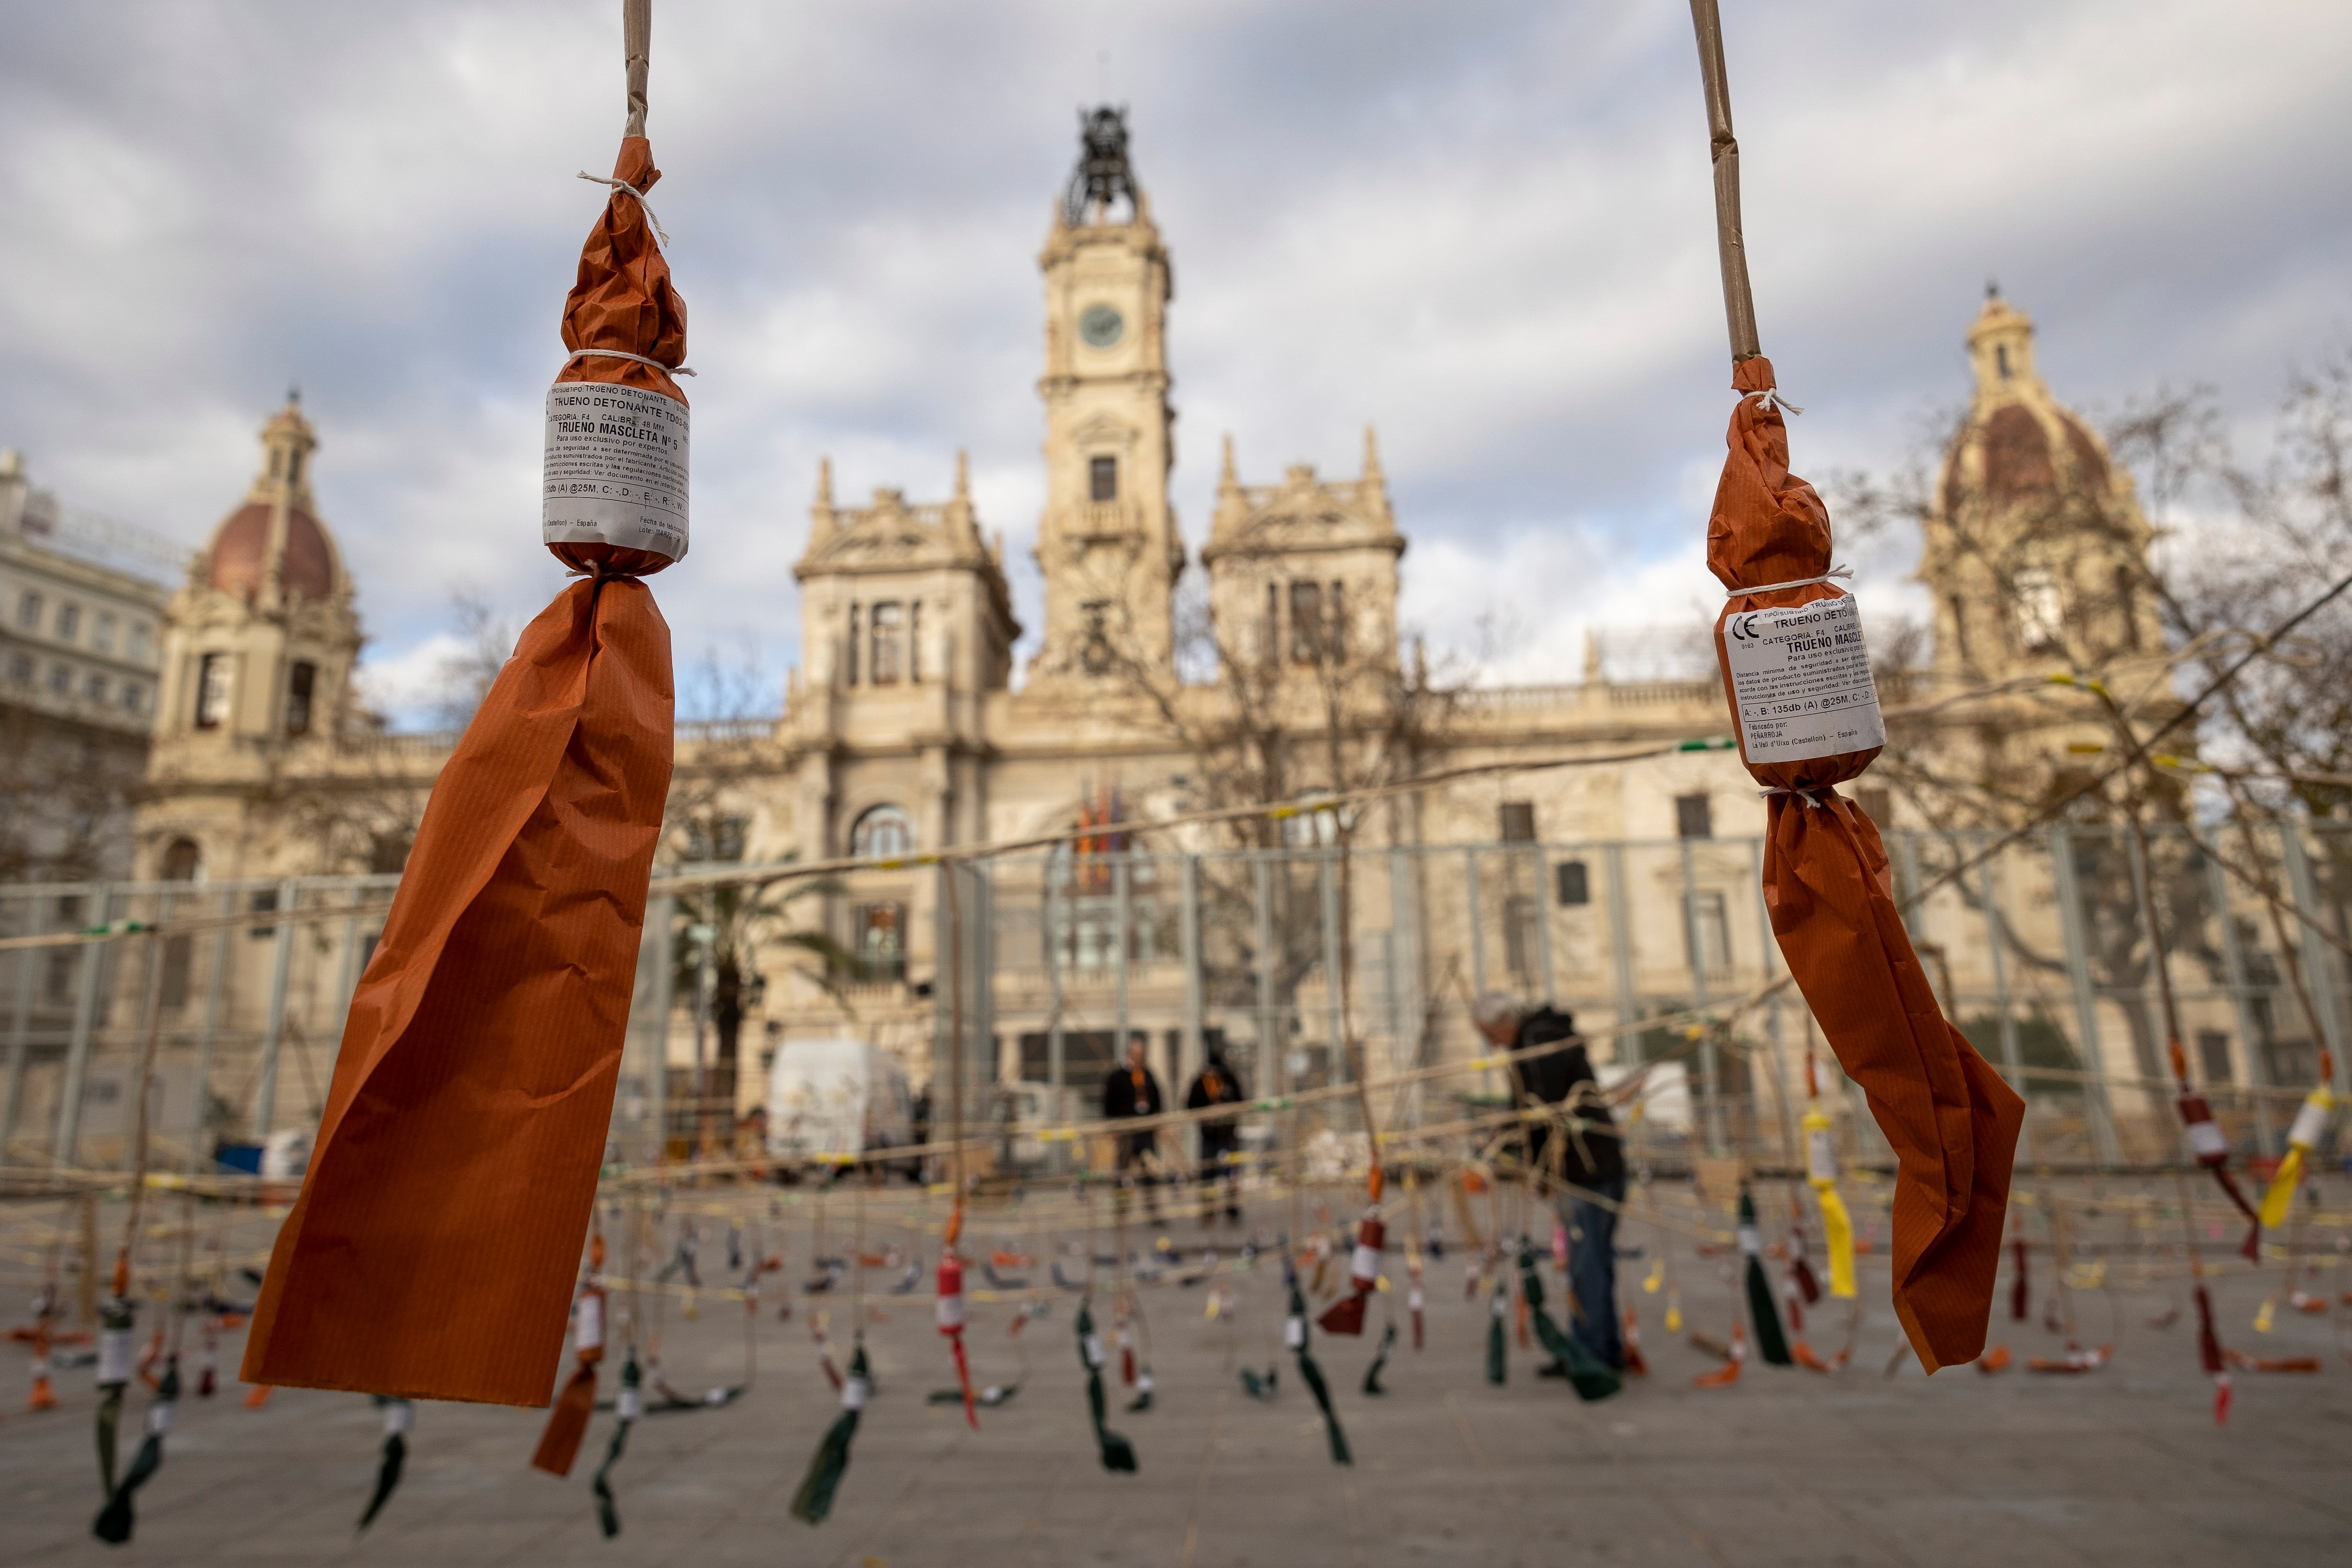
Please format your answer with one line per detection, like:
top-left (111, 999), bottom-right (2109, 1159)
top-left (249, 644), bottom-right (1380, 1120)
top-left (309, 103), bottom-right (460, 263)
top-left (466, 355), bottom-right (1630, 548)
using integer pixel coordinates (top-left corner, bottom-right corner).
top-left (1028, 107), bottom-right (1183, 686)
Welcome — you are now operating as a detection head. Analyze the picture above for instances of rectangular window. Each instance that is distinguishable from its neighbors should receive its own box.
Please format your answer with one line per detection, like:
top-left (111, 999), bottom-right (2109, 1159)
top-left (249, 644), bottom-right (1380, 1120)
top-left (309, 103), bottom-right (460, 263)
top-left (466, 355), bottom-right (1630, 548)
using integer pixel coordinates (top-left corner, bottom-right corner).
top-left (869, 601), bottom-right (904, 685)
top-left (1089, 455), bottom-right (1118, 503)
top-left (849, 901), bottom-right (907, 984)
top-left (7, 652), bottom-right (29, 684)
top-left (1498, 802), bottom-right (1536, 843)
top-left (1684, 889), bottom-right (1732, 974)
top-left (1555, 860), bottom-right (1590, 907)
top-left (909, 602), bottom-right (923, 684)
top-left (1674, 792), bottom-right (1713, 840)
top-left (1855, 788), bottom-right (1891, 825)
top-left (845, 603), bottom-right (860, 685)
top-left (16, 590), bottom-right (39, 630)
top-left (285, 661), bottom-right (317, 736)
top-left (47, 662), bottom-right (69, 695)
top-left (1263, 583), bottom-right (1279, 665)
top-left (2195, 1029), bottom-right (2233, 1085)
top-left (129, 622), bottom-right (151, 661)
top-left (1326, 580), bottom-right (1347, 661)
top-left (93, 613), bottom-right (116, 653)
top-left (1288, 581), bottom-right (1324, 664)
top-left (84, 672), bottom-right (106, 702)
top-left (56, 602), bottom-right (79, 640)
top-left (121, 682), bottom-right (143, 714)
top-left (248, 886), bottom-right (279, 940)
top-left (195, 653), bottom-right (232, 729)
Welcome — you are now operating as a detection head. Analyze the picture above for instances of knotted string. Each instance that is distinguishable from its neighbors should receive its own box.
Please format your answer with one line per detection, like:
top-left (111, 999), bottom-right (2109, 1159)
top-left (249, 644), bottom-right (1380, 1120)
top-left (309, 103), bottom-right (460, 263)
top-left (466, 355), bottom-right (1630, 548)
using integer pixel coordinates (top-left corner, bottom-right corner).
top-left (577, 171), bottom-right (671, 247)
top-left (565, 347), bottom-right (694, 378)
top-left (1726, 564), bottom-right (1852, 597)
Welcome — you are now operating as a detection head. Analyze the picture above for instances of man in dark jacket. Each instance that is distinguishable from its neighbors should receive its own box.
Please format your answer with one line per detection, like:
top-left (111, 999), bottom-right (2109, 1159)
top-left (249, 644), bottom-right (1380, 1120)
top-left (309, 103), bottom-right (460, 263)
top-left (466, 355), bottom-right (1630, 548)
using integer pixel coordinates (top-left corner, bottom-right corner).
top-left (1102, 1033), bottom-right (1165, 1218)
top-left (1184, 1046), bottom-right (1247, 1226)
top-left (1475, 993), bottom-right (1624, 1371)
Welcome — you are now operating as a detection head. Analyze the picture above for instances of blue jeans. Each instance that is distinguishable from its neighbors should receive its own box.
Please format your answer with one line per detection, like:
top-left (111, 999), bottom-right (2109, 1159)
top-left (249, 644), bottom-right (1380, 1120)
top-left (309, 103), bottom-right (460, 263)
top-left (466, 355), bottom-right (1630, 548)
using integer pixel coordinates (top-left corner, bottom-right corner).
top-left (1557, 1175), bottom-right (1625, 1369)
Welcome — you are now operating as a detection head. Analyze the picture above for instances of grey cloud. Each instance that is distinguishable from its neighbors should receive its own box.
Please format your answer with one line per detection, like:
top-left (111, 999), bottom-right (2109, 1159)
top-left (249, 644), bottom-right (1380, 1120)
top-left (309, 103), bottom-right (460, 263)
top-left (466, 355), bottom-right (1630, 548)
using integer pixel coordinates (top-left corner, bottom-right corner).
top-left (1, 0), bottom-right (2345, 724)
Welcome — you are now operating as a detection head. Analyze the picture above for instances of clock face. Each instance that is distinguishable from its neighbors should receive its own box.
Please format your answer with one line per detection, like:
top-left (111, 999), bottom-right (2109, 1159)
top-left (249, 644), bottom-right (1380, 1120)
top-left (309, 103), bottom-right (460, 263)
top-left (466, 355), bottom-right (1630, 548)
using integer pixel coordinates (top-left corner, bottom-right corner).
top-left (1079, 304), bottom-right (1126, 349)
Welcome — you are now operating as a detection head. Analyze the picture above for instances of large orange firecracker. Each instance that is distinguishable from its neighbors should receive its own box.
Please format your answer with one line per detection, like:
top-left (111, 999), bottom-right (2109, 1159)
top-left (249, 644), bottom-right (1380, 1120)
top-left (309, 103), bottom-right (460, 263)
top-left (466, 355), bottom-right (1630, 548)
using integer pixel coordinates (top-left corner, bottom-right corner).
top-left (1688, 0), bottom-right (2021, 1372)
top-left (243, 7), bottom-right (683, 1407)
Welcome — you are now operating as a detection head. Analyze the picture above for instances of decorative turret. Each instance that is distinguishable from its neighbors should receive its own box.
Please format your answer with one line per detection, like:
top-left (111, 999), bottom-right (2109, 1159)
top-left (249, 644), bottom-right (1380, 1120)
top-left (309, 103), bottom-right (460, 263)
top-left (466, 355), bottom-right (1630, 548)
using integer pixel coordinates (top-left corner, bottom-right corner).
top-left (154, 396), bottom-right (361, 744)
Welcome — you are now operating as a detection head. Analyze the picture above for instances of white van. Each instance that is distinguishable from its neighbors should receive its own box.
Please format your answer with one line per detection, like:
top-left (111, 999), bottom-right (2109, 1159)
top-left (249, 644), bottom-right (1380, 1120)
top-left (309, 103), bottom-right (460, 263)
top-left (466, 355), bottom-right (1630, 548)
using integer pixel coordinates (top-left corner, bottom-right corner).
top-left (765, 1038), bottom-right (914, 1172)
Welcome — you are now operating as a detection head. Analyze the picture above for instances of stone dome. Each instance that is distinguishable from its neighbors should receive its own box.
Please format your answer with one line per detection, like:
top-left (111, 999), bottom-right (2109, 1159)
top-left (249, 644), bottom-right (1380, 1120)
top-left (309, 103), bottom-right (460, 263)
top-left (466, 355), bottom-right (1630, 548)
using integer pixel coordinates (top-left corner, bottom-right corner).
top-left (207, 502), bottom-right (336, 603)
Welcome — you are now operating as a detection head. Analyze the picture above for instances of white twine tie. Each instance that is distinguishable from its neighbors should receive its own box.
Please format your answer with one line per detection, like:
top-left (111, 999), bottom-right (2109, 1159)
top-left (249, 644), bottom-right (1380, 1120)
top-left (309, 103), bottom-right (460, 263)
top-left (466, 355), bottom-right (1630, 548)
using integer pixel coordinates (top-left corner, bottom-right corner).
top-left (564, 347), bottom-right (694, 378)
top-left (577, 171), bottom-right (671, 247)
top-left (1747, 387), bottom-right (1804, 415)
top-left (1725, 564), bottom-right (1853, 597)
top-left (1759, 786), bottom-right (1830, 808)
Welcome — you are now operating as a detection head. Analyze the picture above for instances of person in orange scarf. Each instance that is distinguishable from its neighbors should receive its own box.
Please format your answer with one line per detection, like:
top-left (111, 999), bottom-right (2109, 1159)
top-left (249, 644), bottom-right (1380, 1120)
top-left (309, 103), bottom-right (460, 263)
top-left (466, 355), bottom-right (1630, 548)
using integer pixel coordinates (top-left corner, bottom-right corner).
top-left (1184, 1045), bottom-right (1247, 1227)
top-left (1102, 1035), bottom-right (1166, 1222)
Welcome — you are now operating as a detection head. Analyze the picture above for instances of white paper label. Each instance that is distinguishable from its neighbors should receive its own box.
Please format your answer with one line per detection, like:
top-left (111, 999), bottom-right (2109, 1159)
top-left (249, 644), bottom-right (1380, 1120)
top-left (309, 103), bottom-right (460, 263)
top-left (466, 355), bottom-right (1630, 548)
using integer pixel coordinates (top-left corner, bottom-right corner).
top-left (148, 1401), bottom-right (175, 1435)
top-left (1351, 1245), bottom-right (1382, 1283)
top-left (842, 1376), bottom-right (870, 1411)
top-left (1737, 1224), bottom-right (1762, 1258)
top-left (98, 1328), bottom-right (135, 1385)
top-left (2185, 1119), bottom-right (2229, 1160)
top-left (1806, 1128), bottom-right (1838, 1184)
top-left (575, 1294), bottom-right (604, 1353)
top-left (384, 1400), bottom-right (413, 1435)
top-left (617, 1385), bottom-right (644, 1421)
top-left (1083, 1333), bottom-right (1106, 1369)
top-left (1284, 1315), bottom-right (1306, 1350)
top-left (542, 382), bottom-right (690, 561)
top-left (1490, 1291), bottom-right (1509, 1321)
top-left (2288, 1094), bottom-right (2332, 1151)
top-left (937, 1296), bottom-right (964, 1331)
top-left (1722, 595), bottom-right (1886, 764)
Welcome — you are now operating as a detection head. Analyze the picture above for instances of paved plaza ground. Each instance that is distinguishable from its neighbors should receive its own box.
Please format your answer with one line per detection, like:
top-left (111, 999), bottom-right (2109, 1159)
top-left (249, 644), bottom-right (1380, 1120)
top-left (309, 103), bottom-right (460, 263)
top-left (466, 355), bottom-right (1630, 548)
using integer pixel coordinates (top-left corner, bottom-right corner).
top-left (2, 1178), bottom-right (2347, 1567)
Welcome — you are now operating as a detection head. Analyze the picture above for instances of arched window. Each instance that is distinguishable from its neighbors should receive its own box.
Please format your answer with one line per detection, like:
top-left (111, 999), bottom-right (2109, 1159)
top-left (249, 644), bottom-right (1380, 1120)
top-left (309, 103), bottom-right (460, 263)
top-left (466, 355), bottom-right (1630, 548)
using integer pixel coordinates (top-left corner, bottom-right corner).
top-left (850, 804), bottom-right (914, 860)
top-left (159, 838), bottom-right (202, 882)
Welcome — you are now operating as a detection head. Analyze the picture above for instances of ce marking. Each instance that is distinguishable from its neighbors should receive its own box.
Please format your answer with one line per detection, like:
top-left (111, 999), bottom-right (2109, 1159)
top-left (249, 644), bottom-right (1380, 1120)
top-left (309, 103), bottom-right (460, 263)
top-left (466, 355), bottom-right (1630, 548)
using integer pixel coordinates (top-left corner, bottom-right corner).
top-left (1727, 613), bottom-right (1762, 642)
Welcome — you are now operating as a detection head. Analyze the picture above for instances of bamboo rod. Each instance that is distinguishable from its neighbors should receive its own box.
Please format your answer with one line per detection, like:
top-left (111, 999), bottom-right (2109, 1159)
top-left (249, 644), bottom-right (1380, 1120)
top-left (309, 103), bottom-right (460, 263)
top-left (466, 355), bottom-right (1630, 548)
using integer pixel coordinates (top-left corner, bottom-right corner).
top-left (623, 0), bottom-right (651, 139)
top-left (1688, 0), bottom-right (1760, 363)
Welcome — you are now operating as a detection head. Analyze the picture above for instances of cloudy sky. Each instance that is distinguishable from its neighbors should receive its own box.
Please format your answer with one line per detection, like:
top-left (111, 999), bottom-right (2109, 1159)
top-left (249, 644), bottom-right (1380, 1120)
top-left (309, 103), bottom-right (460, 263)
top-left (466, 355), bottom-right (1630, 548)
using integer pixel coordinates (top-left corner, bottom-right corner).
top-left (3, 1), bottom-right (2347, 724)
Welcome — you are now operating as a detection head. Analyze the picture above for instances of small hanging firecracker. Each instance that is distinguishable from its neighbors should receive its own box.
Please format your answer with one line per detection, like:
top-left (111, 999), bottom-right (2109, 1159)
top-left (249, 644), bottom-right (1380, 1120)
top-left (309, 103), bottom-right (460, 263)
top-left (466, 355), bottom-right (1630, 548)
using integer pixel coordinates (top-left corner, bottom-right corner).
top-left (2258, 1069), bottom-right (2335, 1232)
top-left (1515, 1240), bottom-right (1620, 1403)
top-left (1074, 1301), bottom-right (1137, 1472)
top-left (23, 1283), bottom-right (62, 1412)
top-left (592, 1349), bottom-right (643, 1538)
top-left (1485, 1273), bottom-right (1510, 1385)
top-left (1694, 1319), bottom-right (1749, 1389)
top-left (94, 1271), bottom-right (136, 1498)
top-left (1737, 1190), bottom-right (1793, 1368)
top-left (358, 1398), bottom-right (412, 1532)
top-left (936, 1233), bottom-right (977, 1430)
top-left (1285, 1281), bottom-right (1351, 1466)
top-left (1115, 1304), bottom-right (1136, 1386)
top-left (2009, 1239), bottom-right (2030, 1322)
top-left (791, 1340), bottom-right (871, 1524)
top-left (1318, 1168), bottom-right (1385, 1337)
top-left (1361, 1318), bottom-right (1398, 1395)
top-left (196, 1311), bottom-right (218, 1399)
top-left (1801, 1067), bottom-right (1856, 1301)
top-left (91, 1353), bottom-right (177, 1543)
top-left (1685, 1), bottom-right (2020, 1375)
top-left (1407, 1246), bottom-right (1426, 1352)
top-left (242, 0), bottom-right (680, 1409)
top-left (1620, 1307), bottom-right (1649, 1376)
top-left (2169, 1041), bottom-right (2263, 1259)
top-left (532, 1254), bottom-right (607, 1476)
top-left (2196, 1284), bottom-right (2231, 1427)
